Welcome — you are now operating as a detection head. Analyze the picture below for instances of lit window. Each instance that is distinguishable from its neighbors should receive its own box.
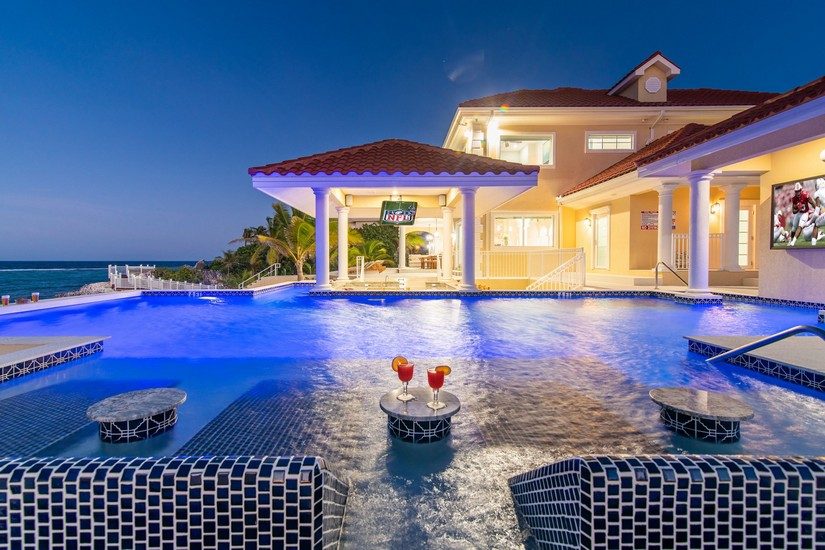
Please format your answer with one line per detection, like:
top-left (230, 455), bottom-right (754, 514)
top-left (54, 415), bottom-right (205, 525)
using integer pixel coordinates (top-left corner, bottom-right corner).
top-left (494, 216), bottom-right (555, 247)
top-left (499, 136), bottom-right (554, 165)
top-left (586, 132), bottom-right (635, 152)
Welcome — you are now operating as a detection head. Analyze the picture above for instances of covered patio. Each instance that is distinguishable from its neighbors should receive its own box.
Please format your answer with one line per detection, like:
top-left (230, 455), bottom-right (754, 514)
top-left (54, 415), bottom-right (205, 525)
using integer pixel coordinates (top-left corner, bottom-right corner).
top-left (248, 139), bottom-right (539, 290)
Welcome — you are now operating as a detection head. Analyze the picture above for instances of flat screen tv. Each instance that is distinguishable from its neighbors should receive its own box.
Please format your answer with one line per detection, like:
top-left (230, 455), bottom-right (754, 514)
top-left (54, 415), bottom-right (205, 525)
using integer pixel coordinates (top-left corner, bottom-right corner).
top-left (770, 174), bottom-right (825, 249)
top-left (379, 200), bottom-right (417, 225)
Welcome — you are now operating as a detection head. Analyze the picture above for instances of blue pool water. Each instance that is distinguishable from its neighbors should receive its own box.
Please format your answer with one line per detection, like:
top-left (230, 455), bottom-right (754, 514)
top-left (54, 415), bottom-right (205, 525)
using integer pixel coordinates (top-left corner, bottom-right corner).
top-left (0, 288), bottom-right (823, 546)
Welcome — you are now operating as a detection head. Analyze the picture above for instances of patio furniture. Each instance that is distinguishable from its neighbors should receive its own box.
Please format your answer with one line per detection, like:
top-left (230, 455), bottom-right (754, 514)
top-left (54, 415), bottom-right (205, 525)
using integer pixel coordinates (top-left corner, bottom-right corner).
top-left (87, 388), bottom-right (187, 443)
top-left (649, 387), bottom-right (753, 443)
top-left (379, 387), bottom-right (460, 443)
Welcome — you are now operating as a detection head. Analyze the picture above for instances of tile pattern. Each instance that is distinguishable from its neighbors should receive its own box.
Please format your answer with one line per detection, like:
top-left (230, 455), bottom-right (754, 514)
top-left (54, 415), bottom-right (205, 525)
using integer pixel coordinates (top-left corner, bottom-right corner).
top-left (97, 408), bottom-right (178, 443)
top-left (509, 455), bottom-right (825, 550)
top-left (0, 341), bottom-right (103, 384)
top-left (247, 138), bottom-right (539, 177)
top-left (713, 291), bottom-right (825, 310)
top-left (386, 415), bottom-right (453, 443)
top-left (0, 455), bottom-right (348, 549)
top-left (0, 379), bottom-right (176, 457)
top-left (658, 408), bottom-right (741, 443)
top-left (687, 338), bottom-right (825, 392)
top-left (819, 310), bottom-right (824, 324)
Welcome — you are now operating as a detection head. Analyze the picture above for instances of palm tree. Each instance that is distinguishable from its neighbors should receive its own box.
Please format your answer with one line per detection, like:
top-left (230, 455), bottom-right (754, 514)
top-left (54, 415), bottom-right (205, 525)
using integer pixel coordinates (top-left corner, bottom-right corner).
top-left (255, 215), bottom-right (316, 280)
top-left (349, 239), bottom-right (397, 267)
top-left (330, 220), bottom-right (364, 273)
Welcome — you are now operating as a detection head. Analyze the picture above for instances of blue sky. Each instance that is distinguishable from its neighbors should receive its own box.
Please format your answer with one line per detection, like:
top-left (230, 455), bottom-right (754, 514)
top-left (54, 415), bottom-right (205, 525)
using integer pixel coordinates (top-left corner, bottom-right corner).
top-left (1, 1), bottom-right (822, 260)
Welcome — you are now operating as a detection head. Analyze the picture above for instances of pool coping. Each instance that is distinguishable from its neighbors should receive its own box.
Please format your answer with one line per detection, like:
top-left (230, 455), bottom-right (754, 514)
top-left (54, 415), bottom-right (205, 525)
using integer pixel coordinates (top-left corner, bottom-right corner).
top-left (1, 281), bottom-right (823, 317)
top-left (0, 336), bottom-right (108, 384)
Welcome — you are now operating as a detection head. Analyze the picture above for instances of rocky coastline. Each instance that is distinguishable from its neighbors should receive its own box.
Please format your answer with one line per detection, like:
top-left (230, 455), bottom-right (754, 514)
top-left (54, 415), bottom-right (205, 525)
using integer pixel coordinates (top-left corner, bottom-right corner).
top-left (57, 282), bottom-right (114, 298)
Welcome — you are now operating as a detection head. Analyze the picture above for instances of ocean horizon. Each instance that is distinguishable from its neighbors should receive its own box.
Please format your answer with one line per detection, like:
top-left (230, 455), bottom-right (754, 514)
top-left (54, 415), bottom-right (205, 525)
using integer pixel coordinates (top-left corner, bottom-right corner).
top-left (0, 260), bottom-right (194, 299)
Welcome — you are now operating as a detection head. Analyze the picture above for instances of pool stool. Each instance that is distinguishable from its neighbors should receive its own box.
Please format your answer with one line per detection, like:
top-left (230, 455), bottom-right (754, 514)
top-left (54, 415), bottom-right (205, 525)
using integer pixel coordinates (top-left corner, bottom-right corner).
top-left (87, 388), bottom-right (187, 443)
top-left (649, 387), bottom-right (753, 443)
top-left (379, 387), bottom-right (460, 443)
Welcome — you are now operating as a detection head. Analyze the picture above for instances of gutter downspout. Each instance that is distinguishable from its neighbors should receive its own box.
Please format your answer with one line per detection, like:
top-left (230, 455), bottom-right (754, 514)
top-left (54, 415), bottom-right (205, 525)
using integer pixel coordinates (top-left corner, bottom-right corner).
top-left (647, 110), bottom-right (666, 144)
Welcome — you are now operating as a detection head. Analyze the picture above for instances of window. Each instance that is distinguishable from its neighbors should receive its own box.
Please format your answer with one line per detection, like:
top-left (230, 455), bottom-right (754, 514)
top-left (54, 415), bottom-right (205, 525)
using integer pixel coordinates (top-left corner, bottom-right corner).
top-left (493, 215), bottom-right (555, 247)
top-left (591, 208), bottom-right (610, 269)
top-left (499, 135), bottom-right (554, 165)
top-left (586, 132), bottom-right (635, 152)
top-left (738, 208), bottom-right (751, 268)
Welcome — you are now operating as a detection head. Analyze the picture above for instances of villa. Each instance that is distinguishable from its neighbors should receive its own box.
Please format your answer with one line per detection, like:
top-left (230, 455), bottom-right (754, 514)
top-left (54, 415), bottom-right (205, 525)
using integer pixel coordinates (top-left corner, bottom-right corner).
top-left (1, 51), bottom-right (825, 550)
top-left (250, 52), bottom-right (825, 303)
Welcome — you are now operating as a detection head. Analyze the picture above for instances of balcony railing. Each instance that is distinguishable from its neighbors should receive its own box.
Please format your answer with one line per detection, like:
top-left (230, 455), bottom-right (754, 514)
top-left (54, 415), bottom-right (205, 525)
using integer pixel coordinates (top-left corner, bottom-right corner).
top-left (671, 233), bottom-right (723, 271)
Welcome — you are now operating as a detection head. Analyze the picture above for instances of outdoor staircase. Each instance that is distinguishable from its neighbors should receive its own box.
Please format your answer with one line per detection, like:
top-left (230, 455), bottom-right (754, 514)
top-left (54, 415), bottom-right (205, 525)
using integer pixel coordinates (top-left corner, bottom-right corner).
top-left (525, 249), bottom-right (586, 291)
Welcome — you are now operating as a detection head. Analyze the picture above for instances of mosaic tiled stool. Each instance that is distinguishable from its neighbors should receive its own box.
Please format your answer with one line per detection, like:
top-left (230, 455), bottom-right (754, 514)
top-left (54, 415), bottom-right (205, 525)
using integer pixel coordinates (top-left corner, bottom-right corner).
top-left (87, 388), bottom-right (187, 443)
top-left (379, 387), bottom-right (460, 443)
top-left (649, 387), bottom-right (753, 443)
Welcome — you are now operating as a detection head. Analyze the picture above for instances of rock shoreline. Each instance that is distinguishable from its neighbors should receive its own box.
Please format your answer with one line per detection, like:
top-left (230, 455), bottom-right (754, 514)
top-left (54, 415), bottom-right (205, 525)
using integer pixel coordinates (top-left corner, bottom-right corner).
top-left (57, 282), bottom-right (114, 297)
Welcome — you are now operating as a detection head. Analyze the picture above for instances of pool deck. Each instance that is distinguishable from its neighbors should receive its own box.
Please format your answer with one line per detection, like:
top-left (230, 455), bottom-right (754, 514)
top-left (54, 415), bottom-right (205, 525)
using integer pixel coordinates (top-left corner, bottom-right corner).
top-left (686, 334), bottom-right (825, 391)
top-left (0, 336), bottom-right (108, 383)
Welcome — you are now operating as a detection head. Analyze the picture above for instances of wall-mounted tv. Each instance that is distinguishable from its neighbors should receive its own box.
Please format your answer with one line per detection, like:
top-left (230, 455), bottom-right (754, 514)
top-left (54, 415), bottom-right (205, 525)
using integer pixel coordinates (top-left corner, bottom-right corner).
top-left (770, 174), bottom-right (825, 249)
top-left (380, 200), bottom-right (417, 225)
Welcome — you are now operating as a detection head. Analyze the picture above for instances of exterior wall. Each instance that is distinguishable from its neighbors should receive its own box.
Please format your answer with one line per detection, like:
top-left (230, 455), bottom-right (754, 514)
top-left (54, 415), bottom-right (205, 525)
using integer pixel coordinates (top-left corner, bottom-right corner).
top-left (758, 137), bottom-right (825, 302)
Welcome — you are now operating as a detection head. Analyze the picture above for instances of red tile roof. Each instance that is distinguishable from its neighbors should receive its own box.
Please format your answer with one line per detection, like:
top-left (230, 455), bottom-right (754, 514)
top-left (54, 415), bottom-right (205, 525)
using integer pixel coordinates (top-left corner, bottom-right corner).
top-left (248, 139), bottom-right (539, 177)
top-left (560, 124), bottom-right (708, 197)
top-left (639, 75), bottom-right (825, 166)
top-left (459, 87), bottom-right (777, 109)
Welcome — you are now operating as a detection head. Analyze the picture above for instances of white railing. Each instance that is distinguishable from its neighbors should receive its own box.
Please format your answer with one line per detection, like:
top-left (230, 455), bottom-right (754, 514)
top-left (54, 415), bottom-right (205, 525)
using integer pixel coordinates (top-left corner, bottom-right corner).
top-left (109, 265), bottom-right (217, 291)
top-left (479, 248), bottom-right (582, 279)
top-left (355, 256), bottom-right (366, 282)
top-left (671, 234), bottom-right (723, 271)
top-left (238, 262), bottom-right (280, 289)
top-left (526, 249), bottom-right (586, 291)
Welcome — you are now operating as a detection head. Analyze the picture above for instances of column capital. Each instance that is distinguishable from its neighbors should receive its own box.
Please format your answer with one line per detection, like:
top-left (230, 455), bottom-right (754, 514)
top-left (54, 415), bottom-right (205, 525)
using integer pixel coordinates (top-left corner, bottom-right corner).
top-left (441, 206), bottom-right (454, 214)
top-left (719, 182), bottom-right (748, 193)
top-left (335, 206), bottom-right (350, 214)
top-left (459, 186), bottom-right (478, 196)
top-left (655, 181), bottom-right (681, 195)
top-left (311, 187), bottom-right (330, 197)
top-left (686, 170), bottom-right (716, 185)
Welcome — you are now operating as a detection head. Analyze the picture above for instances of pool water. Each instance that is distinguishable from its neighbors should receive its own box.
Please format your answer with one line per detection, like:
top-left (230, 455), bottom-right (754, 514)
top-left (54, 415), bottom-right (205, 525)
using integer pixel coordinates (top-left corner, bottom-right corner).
top-left (1, 288), bottom-right (824, 547)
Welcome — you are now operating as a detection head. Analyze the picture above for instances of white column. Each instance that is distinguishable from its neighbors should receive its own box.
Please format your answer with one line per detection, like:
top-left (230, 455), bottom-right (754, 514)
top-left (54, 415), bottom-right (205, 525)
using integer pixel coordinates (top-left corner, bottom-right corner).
top-left (398, 226), bottom-right (406, 269)
top-left (441, 206), bottom-right (454, 280)
top-left (656, 182), bottom-right (679, 265)
top-left (722, 183), bottom-right (747, 272)
top-left (460, 187), bottom-right (477, 290)
top-left (687, 171), bottom-right (714, 293)
top-left (336, 206), bottom-right (349, 281)
top-left (313, 187), bottom-right (331, 289)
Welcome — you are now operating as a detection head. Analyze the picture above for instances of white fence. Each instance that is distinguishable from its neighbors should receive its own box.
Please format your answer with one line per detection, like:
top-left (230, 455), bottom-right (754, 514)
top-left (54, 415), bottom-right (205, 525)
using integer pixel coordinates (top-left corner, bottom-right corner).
top-left (526, 249), bottom-right (586, 291)
top-left (479, 248), bottom-right (583, 280)
top-left (671, 234), bottom-right (723, 271)
top-left (109, 265), bottom-right (218, 291)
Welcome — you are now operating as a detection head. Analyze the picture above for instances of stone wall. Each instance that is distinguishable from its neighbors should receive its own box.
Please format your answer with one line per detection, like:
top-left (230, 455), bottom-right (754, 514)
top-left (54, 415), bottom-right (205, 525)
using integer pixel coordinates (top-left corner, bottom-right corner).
top-left (0, 455), bottom-right (348, 549)
top-left (510, 455), bottom-right (825, 549)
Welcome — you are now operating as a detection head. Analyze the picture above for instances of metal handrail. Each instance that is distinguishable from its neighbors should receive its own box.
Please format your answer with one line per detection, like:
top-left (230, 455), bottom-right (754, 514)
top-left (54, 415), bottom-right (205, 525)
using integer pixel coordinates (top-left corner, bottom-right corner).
top-left (706, 325), bottom-right (825, 365)
top-left (238, 262), bottom-right (280, 289)
top-left (653, 261), bottom-right (688, 290)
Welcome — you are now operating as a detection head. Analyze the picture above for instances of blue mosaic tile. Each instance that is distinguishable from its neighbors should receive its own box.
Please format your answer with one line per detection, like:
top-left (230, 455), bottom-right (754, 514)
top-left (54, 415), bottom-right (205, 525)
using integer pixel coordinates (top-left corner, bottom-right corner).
top-left (687, 338), bottom-right (825, 393)
top-left (510, 455), bottom-right (825, 549)
top-left (0, 455), bottom-right (348, 549)
top-left (0, 341), bottom-right (104, 384)
top-left (0, 379), bottom-right (177, 457)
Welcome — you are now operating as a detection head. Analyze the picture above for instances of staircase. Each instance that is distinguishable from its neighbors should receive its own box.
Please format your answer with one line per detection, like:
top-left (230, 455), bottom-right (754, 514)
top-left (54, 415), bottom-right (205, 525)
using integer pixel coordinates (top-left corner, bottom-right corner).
top-left (526, 249), bottom-right (586, 291)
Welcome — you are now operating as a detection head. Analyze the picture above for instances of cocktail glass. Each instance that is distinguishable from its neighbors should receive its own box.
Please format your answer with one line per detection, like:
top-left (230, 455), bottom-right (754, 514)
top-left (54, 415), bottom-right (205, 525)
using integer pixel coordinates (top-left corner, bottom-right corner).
top-left (397, 362), bottom-right (415, 402)
top-left (427, 368), bottom-right (445, 410)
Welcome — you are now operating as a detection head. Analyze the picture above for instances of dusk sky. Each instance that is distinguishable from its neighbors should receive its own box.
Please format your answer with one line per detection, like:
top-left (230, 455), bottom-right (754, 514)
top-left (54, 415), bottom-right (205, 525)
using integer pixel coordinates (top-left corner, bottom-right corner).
top-left (1, 1), bottom-right (822, 261)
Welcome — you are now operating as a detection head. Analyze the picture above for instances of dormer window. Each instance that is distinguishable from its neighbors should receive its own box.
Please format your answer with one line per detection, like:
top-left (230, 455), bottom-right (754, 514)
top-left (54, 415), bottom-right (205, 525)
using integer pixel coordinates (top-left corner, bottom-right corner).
top-left (607, 52), bottom-right (680, 103)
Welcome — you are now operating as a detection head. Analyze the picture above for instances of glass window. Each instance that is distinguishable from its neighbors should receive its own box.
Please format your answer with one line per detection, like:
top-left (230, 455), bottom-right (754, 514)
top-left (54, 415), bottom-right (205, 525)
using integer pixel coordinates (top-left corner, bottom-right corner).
top-left (586, 133), bottom-right (634, 151)
top-left (499, 136), bottom-right (554, 165)
top-left (494, 216), bottom-right (554, 247)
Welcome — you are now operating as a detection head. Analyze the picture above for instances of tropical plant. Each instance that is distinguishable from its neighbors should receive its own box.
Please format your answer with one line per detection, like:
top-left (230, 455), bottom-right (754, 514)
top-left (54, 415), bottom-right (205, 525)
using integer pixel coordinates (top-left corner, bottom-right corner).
top-left (349, 239), bottom-right (397, 267)
top-left (405, 232), bottom-right (427, 254)
top-left (330, 220), bottom-right (364, 271)
top-left (255, 215), bottom-right (317, 280)
top-left (358, 222), bottom-right (399, 259)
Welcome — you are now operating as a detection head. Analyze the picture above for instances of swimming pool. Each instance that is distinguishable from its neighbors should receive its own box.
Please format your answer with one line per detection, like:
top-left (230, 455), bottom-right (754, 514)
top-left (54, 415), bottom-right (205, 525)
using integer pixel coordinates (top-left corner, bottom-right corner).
top-left (1, 288), bottom-right (823, 546)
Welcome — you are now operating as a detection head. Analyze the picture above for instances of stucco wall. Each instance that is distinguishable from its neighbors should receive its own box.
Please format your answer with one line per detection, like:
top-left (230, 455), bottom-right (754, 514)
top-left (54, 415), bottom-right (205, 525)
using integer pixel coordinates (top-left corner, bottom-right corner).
top-left (758, 137), bottom-right (825, 302)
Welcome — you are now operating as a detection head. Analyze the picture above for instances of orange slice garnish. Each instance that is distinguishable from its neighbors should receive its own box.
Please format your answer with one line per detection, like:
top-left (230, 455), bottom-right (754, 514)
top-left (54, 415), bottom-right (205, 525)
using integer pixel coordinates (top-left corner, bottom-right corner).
top-left (391, 356), bottom-right (408, 372)
top-left (435, 365), bottom-right (452, 376)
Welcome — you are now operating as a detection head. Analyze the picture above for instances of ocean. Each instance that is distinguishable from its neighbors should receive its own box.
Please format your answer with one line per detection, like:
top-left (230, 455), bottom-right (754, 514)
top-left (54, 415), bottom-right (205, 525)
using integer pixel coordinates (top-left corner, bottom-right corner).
top-left (0, 261), bottom-right (193, 299)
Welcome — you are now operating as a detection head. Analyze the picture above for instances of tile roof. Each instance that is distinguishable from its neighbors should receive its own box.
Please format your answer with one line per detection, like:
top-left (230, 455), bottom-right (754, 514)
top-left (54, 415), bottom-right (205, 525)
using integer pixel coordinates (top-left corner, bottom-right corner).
top-left (248, 139), bottom-right (539, 177)
top-left (560, 124), bottom-right (708, 197)
top-left (458, 87), bottom-right (777, 109)
top-left (639, 75), bottom-right (825, 166)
